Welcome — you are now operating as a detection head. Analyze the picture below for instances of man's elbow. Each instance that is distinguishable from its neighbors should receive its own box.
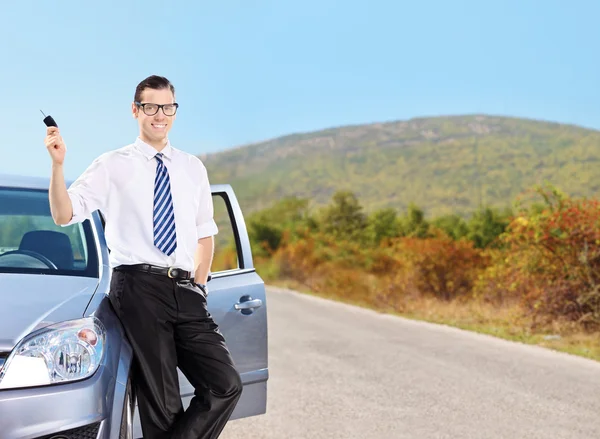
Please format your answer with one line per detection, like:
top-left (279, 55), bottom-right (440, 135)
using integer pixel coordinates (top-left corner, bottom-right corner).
top-left (52, 207), bottom-right (74, 226)
top-left (53, 214), bottom-right (72, 226)
top-left (49, 194), bottom-right (75, 226)
top-left (198, 236), bottom-right (214, 245)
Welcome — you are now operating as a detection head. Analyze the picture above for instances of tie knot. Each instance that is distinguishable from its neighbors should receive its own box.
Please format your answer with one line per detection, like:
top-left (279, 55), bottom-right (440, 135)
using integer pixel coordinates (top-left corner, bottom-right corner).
top-left (155, 153), bottom-right (164, 163)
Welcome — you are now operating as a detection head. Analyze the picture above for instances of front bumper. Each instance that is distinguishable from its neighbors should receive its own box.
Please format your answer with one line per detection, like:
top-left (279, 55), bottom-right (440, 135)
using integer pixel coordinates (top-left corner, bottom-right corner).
top-left (0, 363), bottom-right (125, 439)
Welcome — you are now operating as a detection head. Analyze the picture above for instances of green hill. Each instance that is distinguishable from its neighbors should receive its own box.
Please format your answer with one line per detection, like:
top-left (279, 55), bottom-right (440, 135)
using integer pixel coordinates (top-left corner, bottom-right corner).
top-left (199, 114), bottom-right (600, 218)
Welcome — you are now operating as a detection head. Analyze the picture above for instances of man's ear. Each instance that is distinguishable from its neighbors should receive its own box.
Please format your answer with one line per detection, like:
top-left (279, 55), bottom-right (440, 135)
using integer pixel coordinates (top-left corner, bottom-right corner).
top-left (131, 102), bottom-right (138, 118)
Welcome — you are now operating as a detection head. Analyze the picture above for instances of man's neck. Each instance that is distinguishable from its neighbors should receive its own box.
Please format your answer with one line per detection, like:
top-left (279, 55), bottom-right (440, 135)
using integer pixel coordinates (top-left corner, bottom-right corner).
top-left (140, 134), bottom-right (168, 152)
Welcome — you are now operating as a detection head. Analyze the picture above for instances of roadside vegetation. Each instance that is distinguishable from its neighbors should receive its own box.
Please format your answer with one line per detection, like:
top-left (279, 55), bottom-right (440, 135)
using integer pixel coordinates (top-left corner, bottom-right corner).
top-left (214, 183), bottom-right (600, 361)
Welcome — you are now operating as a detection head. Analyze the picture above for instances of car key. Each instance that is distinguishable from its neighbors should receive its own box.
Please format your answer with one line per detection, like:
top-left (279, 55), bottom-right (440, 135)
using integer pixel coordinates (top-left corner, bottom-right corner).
top-left (40, 109), bottom-right (57, 128)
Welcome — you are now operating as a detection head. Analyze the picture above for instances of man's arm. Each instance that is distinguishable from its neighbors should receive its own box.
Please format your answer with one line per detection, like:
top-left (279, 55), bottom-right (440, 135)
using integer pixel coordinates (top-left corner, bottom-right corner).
top-left (44, 126), bottom-right (108, 226)
top-left (194, 236), bottom-right (214, 285)
top-left (193, 158), bottom-right (219, 285)
top-left (45, 127), bottom-right (73, 225)
top-left (49, 163), bottom-right (74, 225)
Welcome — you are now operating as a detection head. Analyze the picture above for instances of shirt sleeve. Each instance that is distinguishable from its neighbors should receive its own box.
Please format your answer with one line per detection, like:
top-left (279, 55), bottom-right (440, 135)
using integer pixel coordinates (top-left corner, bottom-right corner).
top-left (62, 156), bottom-right (109, 226)
top-left (196, 159), bottom-right (219, 239)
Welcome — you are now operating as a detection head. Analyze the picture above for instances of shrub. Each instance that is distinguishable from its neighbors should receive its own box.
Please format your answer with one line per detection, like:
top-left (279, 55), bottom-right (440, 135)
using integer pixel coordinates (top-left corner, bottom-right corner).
top-left (478, 184), bottom-right (600, 329)
top-left (389, 230), bottom-right (490, 301)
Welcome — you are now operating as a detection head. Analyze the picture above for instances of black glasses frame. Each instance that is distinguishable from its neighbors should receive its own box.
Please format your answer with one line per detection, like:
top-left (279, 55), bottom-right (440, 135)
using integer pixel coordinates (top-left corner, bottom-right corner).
top-left (135, 101), bottom-right (179, 116)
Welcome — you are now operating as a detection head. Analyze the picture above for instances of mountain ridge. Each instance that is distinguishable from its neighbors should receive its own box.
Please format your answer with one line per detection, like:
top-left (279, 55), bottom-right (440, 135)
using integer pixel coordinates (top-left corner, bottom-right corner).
top-left (198, 113), bottom-right (599, 158)
top-left (199, 114), bottom-right (600, 218)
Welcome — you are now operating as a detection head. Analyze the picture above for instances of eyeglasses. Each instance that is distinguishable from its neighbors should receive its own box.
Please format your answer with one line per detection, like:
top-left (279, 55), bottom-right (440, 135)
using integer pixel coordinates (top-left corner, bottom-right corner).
top-left (135, 101), bottom-right (179, 116)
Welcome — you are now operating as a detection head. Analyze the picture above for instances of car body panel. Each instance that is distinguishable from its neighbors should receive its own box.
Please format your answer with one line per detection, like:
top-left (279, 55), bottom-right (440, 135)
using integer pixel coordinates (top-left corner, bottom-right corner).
top-left (0, 274), bottom-right (99, 351)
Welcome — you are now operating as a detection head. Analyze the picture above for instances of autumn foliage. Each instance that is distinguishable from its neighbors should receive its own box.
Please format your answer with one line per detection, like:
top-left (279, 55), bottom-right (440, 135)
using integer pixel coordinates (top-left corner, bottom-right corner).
top-left (241, 184), bottom-right (600, 332)
top-left (474, 186), bottom-right (600, 329)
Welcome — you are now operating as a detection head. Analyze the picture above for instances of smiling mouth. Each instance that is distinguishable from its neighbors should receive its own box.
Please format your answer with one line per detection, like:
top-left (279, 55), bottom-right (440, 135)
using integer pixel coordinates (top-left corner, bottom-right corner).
top-left (152, 124), bottom-right (166, 129)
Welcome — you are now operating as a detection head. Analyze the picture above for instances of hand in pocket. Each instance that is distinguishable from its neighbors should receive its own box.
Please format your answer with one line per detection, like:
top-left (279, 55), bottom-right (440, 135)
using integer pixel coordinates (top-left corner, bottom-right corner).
top-left (177, 280), bottom-right (208, 300)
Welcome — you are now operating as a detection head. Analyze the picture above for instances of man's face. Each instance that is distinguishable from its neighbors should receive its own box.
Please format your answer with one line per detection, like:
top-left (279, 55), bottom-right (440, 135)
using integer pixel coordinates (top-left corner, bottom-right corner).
top-left (132, 87), bottom-right (177, 144)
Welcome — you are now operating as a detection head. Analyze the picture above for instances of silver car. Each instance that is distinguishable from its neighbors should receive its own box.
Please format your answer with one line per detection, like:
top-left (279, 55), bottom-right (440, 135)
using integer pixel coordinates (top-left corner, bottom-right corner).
top-left (0, 173), bottom-right (269, 439)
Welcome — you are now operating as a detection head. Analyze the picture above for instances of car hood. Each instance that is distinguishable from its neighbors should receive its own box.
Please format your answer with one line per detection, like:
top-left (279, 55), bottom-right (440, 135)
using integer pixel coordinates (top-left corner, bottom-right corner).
top-left (0, 273), bottom-right (99, 352)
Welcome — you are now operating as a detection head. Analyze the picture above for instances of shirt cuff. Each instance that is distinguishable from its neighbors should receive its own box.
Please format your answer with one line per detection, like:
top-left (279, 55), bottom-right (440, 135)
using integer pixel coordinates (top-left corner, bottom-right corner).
top-left (196, 219), bottom-right (219, 239)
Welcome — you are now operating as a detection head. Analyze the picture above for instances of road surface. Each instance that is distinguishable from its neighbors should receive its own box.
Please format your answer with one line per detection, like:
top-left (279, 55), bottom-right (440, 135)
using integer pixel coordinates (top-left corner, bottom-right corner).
top-left (221, 286), bottom-right (600, 439)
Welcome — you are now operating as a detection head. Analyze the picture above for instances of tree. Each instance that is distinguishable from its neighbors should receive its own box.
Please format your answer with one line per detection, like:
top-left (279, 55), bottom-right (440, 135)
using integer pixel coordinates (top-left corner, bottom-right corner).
top-left (319, 190), bottom-right (368, 241)
top-left (431, 214), bottom-right (470, 241)
top-left (467, 207), bottom-right (511, 248)
top-left (246, 196), bottom-right (314, 256)
top-left (399, 203), bottom-right (430, 238)
top-left (367, 207), bottom-right (401, 245)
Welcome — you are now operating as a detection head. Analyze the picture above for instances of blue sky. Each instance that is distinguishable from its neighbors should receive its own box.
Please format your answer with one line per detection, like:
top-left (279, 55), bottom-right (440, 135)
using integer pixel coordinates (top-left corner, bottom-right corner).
top-left (2, 0), bottom-right (599, 180)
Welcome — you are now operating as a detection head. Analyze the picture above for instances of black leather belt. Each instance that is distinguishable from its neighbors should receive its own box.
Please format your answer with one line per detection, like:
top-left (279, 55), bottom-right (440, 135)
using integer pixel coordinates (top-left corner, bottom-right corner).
top-left (114, 263), bottom-right (192, 280)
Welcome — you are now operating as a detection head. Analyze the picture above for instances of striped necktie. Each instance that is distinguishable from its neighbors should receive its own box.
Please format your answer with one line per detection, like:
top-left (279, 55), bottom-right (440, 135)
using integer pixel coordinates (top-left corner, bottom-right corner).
top-left (153, 153), bottom-right (177, 256)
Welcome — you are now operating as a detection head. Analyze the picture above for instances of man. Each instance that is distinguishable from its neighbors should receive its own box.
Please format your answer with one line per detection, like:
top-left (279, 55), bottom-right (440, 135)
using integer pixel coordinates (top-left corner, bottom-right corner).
top-left (44, 75), bottom-right (242, 438)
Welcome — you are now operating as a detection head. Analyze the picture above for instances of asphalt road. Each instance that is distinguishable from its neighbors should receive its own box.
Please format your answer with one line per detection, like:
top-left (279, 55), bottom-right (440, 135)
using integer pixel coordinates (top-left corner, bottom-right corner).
top-left (220, 286), bottom-right (600, 439)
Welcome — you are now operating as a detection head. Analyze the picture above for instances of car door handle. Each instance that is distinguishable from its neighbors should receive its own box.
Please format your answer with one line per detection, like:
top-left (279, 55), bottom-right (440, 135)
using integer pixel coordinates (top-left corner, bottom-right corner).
top-left (234, 296), bottom-right (263, 313)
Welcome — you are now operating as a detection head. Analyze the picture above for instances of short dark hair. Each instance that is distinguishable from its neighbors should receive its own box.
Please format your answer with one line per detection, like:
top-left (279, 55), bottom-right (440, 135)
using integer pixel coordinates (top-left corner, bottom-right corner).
top-left (134, 75), bottom-right (175, 103)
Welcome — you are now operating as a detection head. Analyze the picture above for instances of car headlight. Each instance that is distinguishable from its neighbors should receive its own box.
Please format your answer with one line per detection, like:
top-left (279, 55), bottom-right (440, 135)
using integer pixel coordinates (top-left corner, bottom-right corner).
top-left (0, 317), bottom-right (106, 389)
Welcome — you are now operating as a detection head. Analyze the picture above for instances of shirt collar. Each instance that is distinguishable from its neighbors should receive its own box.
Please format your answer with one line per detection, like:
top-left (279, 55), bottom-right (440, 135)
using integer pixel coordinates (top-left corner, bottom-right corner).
top-left (134, 137), bottom-right (174, 160)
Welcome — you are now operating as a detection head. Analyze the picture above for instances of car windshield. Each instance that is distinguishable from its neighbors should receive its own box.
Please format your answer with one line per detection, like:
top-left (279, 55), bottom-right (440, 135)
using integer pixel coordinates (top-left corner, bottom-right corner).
top-left (0, 187), bottom-right (99, 277)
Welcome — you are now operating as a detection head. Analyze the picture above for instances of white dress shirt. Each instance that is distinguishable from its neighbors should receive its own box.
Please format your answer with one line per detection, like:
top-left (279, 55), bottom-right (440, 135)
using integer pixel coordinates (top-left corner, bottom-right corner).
top-left (63, 137), bottom-right (218, 273)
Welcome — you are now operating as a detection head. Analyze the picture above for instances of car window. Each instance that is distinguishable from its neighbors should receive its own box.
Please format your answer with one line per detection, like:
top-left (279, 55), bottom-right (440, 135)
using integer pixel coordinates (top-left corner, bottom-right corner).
top-left (211, 193), bottom-right (240, 272)
top-left (0, 188), bottom-right (99, 277)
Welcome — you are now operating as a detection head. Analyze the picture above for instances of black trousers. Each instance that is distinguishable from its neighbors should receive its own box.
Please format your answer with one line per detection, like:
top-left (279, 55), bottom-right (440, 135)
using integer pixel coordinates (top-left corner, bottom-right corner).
top-left (108, 268), bottom-right (243, 439)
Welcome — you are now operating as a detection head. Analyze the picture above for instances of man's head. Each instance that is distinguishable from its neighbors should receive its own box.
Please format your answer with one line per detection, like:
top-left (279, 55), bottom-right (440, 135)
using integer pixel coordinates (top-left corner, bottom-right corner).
top-left (132, 75), bottom-right (177, 147)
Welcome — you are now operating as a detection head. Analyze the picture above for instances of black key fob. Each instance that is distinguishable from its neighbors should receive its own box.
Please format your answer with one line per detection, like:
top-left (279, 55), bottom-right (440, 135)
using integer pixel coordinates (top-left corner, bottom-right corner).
top-left (40, 110), bottom-right (58, 128)
top-left (43, 115), bottom-right (57, 127)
